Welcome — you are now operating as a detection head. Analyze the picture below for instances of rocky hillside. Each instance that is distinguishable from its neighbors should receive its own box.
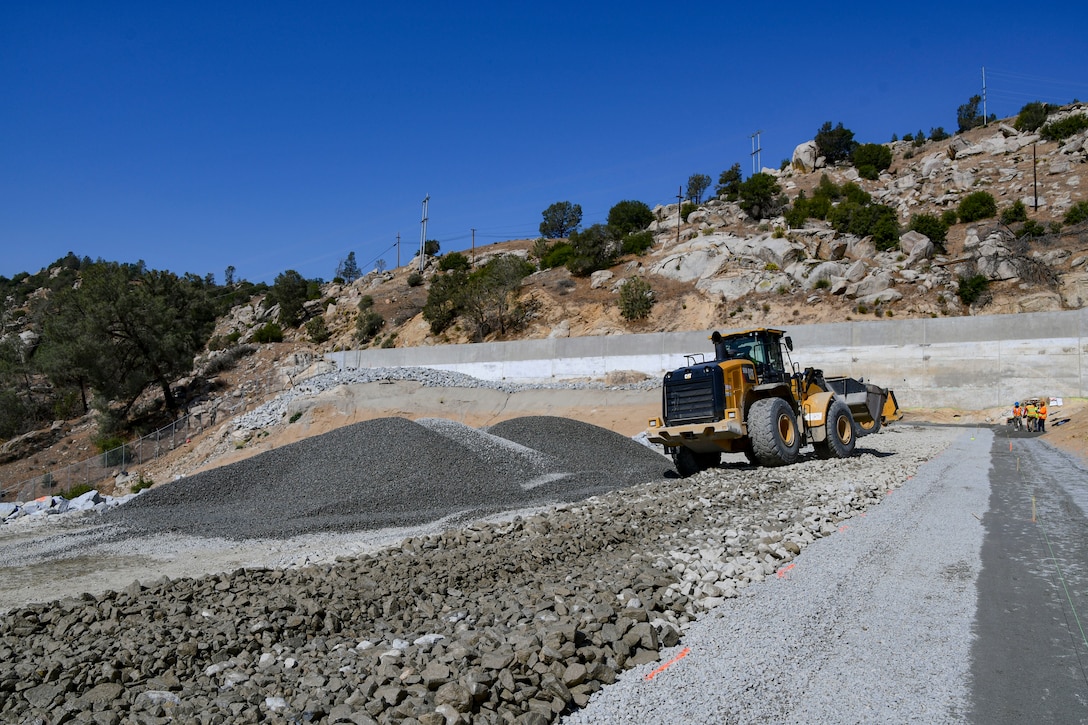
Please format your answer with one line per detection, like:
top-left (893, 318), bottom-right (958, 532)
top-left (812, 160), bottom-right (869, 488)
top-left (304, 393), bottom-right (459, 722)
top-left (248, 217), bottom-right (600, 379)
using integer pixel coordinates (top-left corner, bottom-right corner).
top-left (206, 106), bottom-right (1088, 355)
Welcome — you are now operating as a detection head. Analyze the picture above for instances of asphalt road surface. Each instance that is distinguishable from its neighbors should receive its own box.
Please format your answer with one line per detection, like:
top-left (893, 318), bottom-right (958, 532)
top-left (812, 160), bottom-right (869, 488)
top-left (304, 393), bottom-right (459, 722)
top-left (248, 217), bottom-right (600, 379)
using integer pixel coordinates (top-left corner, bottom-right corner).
top-left (971, 428), bottom-right (1088, 722)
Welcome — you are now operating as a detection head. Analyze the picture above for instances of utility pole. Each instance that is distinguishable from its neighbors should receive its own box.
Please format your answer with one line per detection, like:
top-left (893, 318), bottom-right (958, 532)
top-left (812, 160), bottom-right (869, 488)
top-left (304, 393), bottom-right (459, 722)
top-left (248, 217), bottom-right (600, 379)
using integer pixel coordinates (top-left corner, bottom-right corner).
top-left (1033, 144), bottom-right (1039, 210)
top-left (750, 130), bottom-right (763, 175)
top-left (676, 186), bottom-right (683, 246)
top-left (396, 232), bottom-right (401, 269)
top-left (418, 195), bottom-right (429, 273)
top-left (471, 228), bottom-right (476, 267)
top-left (982, 67), bottom-right (988, 127)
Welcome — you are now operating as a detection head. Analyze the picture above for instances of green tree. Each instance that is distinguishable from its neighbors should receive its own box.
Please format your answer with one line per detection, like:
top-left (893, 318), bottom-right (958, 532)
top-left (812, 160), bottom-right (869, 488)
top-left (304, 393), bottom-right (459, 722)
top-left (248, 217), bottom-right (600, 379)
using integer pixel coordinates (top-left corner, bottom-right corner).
top-left (606, 200), bottom-right (654, 238)
top-left (337, 252), bottom-right (362, 283)
top-left (424, 240), bottom-right (441, 256)
top-left (422, 255), bottom-right (535, 339)
top-left (737, 173), bottom-right (782, 220)
top-left (852, 143), bottom-right (892, 179)
top-left (957, 95), bottom-right (985, 133)
top-left (539, 201), bottom-right (583, 239)
top-left (715, 163), bottom-right (743, 201)
top-left (686, 173), bottom-right (711, 204)
top-left (36, 261), bottom-right (216, 417)
top-left (459, 255), bottom-right (536, 339)
top-left (814, 121), bottom-right (857, 164)
top-left (267, 270), bottom-right (310, 327)
top-left (566, 224), bottom-right (618, 277)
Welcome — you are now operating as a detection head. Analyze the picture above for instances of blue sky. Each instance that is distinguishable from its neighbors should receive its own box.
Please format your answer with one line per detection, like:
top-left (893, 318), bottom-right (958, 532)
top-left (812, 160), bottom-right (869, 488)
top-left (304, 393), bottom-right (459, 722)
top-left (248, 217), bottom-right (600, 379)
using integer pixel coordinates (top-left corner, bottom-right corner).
top-left (3, 2), bottom-right (1087, 284)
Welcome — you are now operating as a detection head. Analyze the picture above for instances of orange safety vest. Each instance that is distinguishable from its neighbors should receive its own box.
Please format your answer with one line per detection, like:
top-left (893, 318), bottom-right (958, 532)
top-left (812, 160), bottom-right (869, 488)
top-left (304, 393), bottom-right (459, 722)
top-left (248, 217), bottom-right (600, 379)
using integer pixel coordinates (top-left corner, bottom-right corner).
top-left (1039, 403), bottom-right (1048, 420)
top-left (1013, 405), bottom-right (1022, 416)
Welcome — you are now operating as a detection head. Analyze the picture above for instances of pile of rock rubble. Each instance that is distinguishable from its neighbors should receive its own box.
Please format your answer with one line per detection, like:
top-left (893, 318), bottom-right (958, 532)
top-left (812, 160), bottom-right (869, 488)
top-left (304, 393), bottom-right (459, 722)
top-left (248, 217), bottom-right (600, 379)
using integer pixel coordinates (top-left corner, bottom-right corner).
top-left (0, 414), bottom-right (951, 723)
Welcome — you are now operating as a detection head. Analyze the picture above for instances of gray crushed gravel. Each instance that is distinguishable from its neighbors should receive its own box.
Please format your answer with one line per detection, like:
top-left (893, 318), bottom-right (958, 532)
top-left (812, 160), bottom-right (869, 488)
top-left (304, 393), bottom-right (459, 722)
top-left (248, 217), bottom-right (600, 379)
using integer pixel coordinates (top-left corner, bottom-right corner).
top-left (563, 426), bottom-right (990, 724)
top-left (105, 415), bottom-right (673, 540)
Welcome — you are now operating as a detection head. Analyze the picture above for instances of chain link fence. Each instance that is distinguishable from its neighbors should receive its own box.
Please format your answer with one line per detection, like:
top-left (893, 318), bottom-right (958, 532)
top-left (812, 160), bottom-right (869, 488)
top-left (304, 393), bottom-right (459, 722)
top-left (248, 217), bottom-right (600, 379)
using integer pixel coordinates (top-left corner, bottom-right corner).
top-left (1, 366), bottom-right (285, 504)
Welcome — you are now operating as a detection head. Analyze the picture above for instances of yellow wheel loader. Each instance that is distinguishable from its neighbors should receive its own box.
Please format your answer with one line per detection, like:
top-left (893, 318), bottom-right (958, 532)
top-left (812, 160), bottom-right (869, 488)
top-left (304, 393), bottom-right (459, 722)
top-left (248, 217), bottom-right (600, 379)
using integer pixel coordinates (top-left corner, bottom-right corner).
top-left (645, 328), bottom-right (900, 476)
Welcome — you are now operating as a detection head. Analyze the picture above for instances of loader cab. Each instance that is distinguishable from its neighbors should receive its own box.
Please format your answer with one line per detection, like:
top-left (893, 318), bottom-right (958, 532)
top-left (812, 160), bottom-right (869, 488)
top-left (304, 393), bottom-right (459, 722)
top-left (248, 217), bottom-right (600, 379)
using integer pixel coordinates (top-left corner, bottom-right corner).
top-left (711, 329), bottom-right (792, 385)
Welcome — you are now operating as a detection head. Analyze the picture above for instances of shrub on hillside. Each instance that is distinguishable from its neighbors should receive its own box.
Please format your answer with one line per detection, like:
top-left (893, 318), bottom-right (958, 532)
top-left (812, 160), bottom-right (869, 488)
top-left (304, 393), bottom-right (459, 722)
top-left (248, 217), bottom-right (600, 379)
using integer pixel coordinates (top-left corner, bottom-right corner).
top-left (439, 252), bottom-right (471, 272)
top-left (618, 277), bottom-right (654, 321)
top-left (908, 213), bottom-right (948, 251)
top-left (957, 191), bottom-right (997, 223)
top-left (1040, 113), bottom-right (1088, 142)
top-left (566, 224), bottom-right (618, 277)
top-left (621, 231), bottom-right (654, 256)
top-left (406, 272), bottom-right (424, 287)
top-left (1000, 200), bottom-right (1028, 226)
top-left (305, 316), bottom-right (330, 344)
top-left (252, 322), bottom-right (283, 344)
top-left (941, 209), bottom-right (959, 227)
top-left (540, 241), bottom-right (574, 269)
top-left (680, 201), bottom-right (697, 222)
top-left (1014, 101), bottom-right (1050, 132)
top-left (852, 143), bottom-right (892, 178)
top-left (956, 274), bottom-right (990, 307)
top-left (1064, 200), bottom-right (1088, 225)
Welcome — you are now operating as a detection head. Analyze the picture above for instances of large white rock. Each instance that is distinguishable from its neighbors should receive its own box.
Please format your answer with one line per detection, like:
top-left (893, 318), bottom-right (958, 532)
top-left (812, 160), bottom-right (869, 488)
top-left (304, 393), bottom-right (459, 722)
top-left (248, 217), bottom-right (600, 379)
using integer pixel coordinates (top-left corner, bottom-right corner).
top-left (695, 276), bottom-right (757, 301)
top-left (792, 140), bottom-right (820, 172)
top-left (589, 270), bottom-right (614, 289)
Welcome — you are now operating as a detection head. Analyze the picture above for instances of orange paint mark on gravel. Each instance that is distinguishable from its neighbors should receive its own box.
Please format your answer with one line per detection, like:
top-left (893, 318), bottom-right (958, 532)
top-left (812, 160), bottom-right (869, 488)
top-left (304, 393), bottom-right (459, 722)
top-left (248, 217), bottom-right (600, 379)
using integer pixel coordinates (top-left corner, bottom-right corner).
top-left (645, 647), bottom-right (691, 681)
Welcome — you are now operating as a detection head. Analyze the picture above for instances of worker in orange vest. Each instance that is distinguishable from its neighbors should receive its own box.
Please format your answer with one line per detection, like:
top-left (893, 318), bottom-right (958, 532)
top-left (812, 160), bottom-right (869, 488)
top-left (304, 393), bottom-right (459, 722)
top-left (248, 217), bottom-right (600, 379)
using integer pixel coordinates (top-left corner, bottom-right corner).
top-left (1012, 402), bottom-right (1023, 430)
top-left (1038, 398), bottom-right (1048, 433)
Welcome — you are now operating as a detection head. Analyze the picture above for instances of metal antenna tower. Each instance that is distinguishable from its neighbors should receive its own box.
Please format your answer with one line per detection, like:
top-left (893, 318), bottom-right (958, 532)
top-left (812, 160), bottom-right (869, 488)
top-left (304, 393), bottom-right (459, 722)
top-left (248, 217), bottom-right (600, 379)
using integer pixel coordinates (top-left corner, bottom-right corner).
top-left (750, 130), bottom-right (763, 174)
top-left (418, 195), bottom-right (429, 273)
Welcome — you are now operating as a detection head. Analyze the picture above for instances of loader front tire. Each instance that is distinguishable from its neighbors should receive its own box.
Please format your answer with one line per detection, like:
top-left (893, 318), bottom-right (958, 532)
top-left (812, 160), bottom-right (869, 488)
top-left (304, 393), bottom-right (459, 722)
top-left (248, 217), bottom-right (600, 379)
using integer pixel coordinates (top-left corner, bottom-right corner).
top-left (814, 399), bottom-right (857, 459)
top-left (749, 397), bottom-right (801, 467)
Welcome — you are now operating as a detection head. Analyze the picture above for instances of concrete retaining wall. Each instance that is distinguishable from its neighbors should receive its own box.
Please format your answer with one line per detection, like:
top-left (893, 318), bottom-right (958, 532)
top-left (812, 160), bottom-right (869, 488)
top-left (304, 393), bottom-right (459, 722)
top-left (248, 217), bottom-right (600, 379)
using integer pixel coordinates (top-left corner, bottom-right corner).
top-left (326, 309), bottom-right (1087, 410)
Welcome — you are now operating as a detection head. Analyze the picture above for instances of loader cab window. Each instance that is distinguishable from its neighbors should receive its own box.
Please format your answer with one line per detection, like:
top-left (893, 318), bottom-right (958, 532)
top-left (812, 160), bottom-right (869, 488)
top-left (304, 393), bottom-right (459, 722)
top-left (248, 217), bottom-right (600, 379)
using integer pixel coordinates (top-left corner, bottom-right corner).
top-left (753, 333), bottom-right (787, 383)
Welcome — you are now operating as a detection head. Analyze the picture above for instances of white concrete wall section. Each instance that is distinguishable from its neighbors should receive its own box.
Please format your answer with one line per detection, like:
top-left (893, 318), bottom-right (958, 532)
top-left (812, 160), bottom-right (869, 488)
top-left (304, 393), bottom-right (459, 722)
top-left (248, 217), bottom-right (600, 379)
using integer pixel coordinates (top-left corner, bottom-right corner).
top-left (326, 309), bottom-right (1087, 410)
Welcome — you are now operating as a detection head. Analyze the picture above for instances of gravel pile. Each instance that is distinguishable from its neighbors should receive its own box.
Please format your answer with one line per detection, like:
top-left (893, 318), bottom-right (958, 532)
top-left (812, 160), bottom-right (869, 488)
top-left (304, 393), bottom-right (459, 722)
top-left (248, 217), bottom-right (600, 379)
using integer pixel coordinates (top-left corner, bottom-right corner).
top-left (105, 416), bottom-right (673, 540)
top-left (0, 422), bottom-right (955, 723)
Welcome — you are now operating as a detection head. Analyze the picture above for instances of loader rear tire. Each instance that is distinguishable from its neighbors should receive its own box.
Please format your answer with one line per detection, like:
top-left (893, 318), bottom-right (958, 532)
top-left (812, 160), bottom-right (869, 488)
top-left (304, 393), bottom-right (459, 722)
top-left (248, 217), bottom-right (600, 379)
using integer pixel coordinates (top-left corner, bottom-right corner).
top-left (673, 448), bottom-right (722, 477)
top-left (814, 399), bottom-right (857, 459)
top-left (749, 397), bottom-right (801, 467)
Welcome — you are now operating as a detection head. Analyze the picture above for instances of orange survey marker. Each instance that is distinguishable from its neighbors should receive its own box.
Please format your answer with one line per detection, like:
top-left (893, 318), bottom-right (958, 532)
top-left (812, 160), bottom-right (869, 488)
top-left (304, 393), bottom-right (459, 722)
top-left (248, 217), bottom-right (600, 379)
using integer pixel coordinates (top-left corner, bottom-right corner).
top-left (776, 563), bottom-right (796, 579)
top-left (645, 647), bottom-right (691, 681)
